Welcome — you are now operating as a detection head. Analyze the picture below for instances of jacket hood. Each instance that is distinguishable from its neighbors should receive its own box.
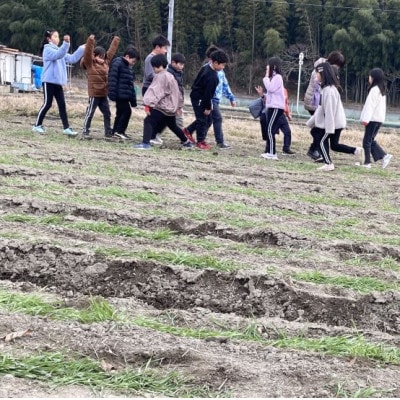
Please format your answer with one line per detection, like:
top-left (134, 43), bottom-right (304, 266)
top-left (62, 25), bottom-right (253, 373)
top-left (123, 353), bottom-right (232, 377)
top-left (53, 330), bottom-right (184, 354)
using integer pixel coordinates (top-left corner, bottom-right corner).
top-left (314, 57), bottom-right (326, 68)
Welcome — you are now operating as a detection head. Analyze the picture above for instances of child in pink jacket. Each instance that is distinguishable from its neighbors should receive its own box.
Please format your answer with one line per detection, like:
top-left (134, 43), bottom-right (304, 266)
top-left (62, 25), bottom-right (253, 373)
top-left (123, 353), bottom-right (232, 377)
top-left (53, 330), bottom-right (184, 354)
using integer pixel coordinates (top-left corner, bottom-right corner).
top-left (261, 57), bottom-right (286, 160)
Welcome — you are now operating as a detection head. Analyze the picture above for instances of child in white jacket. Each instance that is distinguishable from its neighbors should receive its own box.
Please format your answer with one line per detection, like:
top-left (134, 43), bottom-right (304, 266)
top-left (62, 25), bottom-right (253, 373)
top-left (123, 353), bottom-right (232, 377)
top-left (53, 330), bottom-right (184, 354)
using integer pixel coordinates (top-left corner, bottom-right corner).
top-left (359, 68), bottom-right (392, 169)
top-left (306, 62), bottom-right (346, 171)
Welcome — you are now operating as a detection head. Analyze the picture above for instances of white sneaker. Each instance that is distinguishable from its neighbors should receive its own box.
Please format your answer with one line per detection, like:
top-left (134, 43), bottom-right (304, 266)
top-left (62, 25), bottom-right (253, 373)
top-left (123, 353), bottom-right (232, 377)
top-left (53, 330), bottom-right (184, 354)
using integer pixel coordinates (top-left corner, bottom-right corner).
top-left (317, 163), bottom-right (334, 171)
top-left (382, 154), bottom-right (393, 169)
top-left (63, 127), bottom-right (78, 136)
top-left (261, 153), bottom-right (278, 160)
top-left (355, 162), bottom-right (371, 169)
top-left (32, 125), bottom-right (46, 134)
top-left (150, 136), bottom-right (163, 146)
top-left (354, 147), bottom-right (365, 164)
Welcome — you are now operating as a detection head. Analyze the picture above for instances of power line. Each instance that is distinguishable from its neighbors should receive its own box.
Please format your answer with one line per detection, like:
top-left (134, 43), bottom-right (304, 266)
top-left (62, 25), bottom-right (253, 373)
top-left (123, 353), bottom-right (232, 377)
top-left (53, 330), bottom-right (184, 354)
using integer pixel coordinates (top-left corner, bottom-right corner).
top-left (251, 0), bottom-right (400, 13)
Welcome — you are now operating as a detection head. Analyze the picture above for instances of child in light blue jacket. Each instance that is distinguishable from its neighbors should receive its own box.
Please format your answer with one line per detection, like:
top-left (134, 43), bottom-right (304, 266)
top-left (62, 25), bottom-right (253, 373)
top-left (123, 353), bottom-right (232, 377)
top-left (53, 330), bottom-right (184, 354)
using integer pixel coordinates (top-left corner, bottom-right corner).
top-left (32, 29), bottom-right (85, 136)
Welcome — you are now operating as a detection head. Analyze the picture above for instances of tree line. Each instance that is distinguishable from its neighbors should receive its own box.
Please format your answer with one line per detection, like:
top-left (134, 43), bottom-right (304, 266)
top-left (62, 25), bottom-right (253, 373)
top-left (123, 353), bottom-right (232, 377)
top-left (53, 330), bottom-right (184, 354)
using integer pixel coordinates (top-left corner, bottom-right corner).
top-left (1, 0), bottom-right (400, 105)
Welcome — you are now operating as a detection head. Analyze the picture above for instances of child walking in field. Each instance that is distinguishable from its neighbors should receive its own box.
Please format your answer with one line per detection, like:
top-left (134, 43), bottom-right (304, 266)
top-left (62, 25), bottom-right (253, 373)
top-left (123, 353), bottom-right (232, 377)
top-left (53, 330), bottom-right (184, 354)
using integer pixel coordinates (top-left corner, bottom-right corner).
top-left (306, 62), bottom-right (346, 171)
top-left (359, 68), bottom-right (392, 169)
top-left (255, 85), bottom-right (295, 155)
top-left (80, 34), bottom-right (120, 140)
top-left (304, 51), bottom-right (345, 160)
top-left (183, 49), bottom-right (229, 150)
top-left (142, 35), bottom-right (170, 96)
top-left (185, 45), bottom-right (235, 149)
top-left (206, 45), bottom-right (236, 149)
top-left (150, 52), bottom-right (186, 145)
top-left (108, 47), bottom-right (140, 140)
top-left (261, 57), bottom-right (286, 160)
top-left (32, 29), bottom-right (86, 136)
top-left (133, 54), bottom-right (193, 150)
top-left (167, 53), bottom-right (186, 129)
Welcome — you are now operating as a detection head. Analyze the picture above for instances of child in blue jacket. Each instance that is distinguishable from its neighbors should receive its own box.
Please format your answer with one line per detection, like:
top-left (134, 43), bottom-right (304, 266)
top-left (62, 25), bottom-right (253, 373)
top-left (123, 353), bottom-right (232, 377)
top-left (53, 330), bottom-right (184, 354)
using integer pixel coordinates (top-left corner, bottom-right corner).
top-left (32, 29), bottom-right (85, 136)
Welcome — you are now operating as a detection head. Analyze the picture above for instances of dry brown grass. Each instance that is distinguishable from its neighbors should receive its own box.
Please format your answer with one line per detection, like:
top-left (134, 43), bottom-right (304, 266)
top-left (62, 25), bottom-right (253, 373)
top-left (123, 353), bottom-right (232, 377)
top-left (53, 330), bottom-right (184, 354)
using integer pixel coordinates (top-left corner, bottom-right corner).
top-left (1, 84), bottom-right (399, 157)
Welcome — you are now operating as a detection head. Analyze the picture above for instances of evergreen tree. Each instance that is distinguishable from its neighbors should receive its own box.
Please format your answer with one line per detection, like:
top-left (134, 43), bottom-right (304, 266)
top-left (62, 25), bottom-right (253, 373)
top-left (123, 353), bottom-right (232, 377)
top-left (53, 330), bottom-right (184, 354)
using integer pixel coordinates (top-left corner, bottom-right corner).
top-left (265, 0), bottom-right (289, 43)
top-left (1, 0), bottom-right (400, 104)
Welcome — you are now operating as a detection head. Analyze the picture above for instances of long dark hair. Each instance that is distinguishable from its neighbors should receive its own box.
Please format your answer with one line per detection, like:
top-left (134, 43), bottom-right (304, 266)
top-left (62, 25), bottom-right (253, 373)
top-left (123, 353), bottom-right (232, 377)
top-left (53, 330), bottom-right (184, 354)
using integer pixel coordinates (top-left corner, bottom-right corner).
top-left (368, 68), bottom-right (386, 96)
top-left (267, 57), bottom-right (282, 78)
top-left (39, 29), bottom-right (56, 56)
top-left (315, 62), bottom-right (341, 91)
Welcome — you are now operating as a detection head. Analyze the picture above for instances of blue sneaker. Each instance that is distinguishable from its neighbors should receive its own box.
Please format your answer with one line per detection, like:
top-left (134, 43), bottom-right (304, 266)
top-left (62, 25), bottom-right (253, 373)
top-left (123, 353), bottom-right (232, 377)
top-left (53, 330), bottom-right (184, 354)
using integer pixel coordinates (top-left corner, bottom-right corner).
top-left (181, 141), bottom-right (193, 150)
top-left (32, 125), bottom-right (46, 134)
top-left (63, 127), bottom-right (78, 136)
top-left (133, 143), bottom-right (152, 150)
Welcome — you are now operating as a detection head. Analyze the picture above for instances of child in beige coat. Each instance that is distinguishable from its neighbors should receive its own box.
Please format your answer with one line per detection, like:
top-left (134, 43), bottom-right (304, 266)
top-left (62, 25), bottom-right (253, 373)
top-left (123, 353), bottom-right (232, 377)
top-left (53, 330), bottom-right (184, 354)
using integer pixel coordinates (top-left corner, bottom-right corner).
top-left (133, 54), bottom-right (192, 150)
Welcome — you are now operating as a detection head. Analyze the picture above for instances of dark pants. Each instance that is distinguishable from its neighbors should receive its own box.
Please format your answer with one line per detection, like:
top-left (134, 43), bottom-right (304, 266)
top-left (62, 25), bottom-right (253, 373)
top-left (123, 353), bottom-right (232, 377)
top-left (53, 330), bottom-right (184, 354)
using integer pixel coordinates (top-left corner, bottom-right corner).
top-left (309, 127), bottom-right (320, 153)
top-left (329, 129), bottom-right (355, 154)
top-left (307, 110), bottom-right (319, 153)
top-left (35, 82), bottom-right (69, 129)
top-left (112, 100), bottom-right (131, 134)
top-left (263, 108), bottom-right (284, 154)
top-left (187, 99), bottom-right (212, 143)
top-left (310, 128), bottom-right (355, 156)
top-left (83, 96), bottom-right (112, 135)
top-left (312, 127), bottom-right (332, 164)
top-left (362, 121), bottom-right (386, 164)
top-left (260, 112), bottom-right (291, 151)
top-left (209, 101), bottom-right (224, 144)
top-left (143, 109), bottom-right (186, 144)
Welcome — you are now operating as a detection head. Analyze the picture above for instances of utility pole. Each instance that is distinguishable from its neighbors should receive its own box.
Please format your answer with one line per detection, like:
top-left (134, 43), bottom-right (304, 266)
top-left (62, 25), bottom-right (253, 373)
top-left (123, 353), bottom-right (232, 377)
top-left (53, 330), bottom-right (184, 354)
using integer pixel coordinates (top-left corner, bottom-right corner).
top-left (249, 0), bottom-right (256, 95)
top-left (296, 52), bottom-right (304, 115)
top-left (167, 0), bottom-right (174, 63)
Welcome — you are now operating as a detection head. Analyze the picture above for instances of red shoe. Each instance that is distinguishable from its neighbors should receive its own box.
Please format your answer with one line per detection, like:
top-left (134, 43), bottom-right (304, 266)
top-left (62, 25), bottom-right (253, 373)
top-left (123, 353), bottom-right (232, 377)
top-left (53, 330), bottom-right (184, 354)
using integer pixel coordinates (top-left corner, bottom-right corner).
top-left (183, 128), bottom-right (195, 144)
top-left (196, 141), bottom-right (212, 150)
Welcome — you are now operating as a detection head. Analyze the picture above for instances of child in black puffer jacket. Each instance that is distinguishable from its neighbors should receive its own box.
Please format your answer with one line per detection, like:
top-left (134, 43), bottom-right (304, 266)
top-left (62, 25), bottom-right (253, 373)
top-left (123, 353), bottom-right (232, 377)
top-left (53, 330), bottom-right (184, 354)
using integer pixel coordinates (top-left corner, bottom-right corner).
top-left (108, 47), bottom-right (140, 140)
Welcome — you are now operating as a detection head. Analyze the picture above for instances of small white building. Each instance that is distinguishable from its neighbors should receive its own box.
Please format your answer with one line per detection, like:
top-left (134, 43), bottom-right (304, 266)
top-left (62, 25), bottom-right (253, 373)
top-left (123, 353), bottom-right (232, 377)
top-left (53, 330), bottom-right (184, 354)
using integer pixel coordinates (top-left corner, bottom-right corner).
top-left (0, 45), bottom-right (41, 91)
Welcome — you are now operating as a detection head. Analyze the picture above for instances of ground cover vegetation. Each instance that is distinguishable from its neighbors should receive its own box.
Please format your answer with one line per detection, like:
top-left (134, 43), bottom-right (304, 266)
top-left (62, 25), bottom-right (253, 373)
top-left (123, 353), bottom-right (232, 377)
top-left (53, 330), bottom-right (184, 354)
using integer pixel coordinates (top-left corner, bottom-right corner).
top-left (0, 87), bottom-right (399, 397)
top-left (1, 0), bottom-right (400, 103)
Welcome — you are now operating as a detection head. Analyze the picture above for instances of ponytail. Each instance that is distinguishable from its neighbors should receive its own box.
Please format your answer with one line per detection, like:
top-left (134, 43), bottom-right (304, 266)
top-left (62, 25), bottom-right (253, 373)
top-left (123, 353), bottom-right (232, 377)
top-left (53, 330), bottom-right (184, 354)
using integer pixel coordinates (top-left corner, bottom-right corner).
top-left (39, 29), bottom-right (56, 56)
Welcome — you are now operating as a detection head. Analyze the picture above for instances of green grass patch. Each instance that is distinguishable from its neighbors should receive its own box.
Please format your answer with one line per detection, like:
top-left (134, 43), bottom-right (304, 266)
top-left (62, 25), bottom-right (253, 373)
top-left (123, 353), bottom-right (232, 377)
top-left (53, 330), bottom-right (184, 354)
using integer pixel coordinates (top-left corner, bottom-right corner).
top-left (2, 290), bottom-right (400, 366)
top-left (0, 176), bottom-right (160, 206)
top-left (229, 186), bottom-right (278, 199)
top-left (87, 186), bottom-right (160, 203)
top-left (334, 382), bottom-right (396, 398)
top-left (219, 215), bottom-right (263, 229)
top-left (292, 270), bottom-right (398, 293)
top-left (298, 226), bottom-right (366, 241)
top-left (219, 201), bottom-right (304, 220)
top-left (299, 225), bottom-right (400, 246)
top-left (232, 242), bottom-right (312, 259)
top-left (298, 193), bottom-right (361, 208)
top-left (134, 317), bottom-right (400, 364)
top-left (0, 292), bottom-right (122, 324)
top-left (0, 231), bottom-right (24, 239)
top-left (95, 247), bottom-right (244, 272)
top-left (344, 255), bottom-right (400, 272)
top-left (0, 352), bottom-right (217, 397)
top-left (1, 213), bottom-right (174, 241)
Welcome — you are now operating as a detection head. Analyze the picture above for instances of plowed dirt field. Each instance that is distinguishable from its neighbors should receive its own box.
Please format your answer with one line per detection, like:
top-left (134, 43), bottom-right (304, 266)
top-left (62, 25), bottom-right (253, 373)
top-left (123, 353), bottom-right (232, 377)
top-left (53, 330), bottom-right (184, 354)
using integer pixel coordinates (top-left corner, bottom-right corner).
top-left (1, 89), bottom-right (400, 398)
